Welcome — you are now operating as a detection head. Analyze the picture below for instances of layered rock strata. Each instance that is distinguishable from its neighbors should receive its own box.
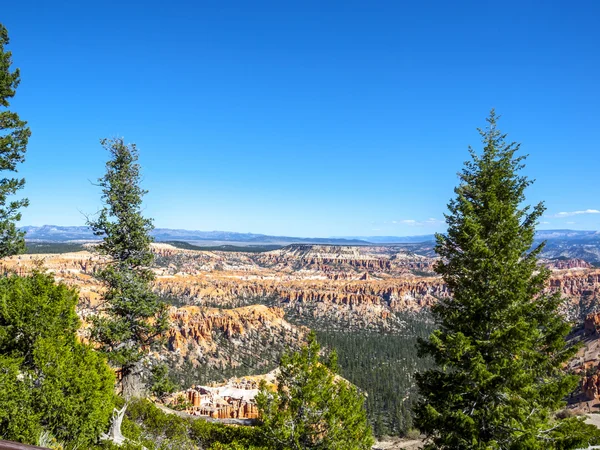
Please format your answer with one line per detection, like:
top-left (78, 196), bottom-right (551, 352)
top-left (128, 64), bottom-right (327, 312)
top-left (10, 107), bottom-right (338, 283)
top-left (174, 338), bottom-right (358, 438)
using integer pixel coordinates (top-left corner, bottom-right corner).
top-left (163, 372), bottom-right (276, 419)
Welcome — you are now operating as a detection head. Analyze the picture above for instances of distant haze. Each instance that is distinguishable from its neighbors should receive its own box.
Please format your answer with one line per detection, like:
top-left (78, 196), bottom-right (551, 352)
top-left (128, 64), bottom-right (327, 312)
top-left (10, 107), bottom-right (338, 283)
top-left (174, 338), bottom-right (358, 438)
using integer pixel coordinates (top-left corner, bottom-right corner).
top-left (21, 225), bottom-right (600, 246)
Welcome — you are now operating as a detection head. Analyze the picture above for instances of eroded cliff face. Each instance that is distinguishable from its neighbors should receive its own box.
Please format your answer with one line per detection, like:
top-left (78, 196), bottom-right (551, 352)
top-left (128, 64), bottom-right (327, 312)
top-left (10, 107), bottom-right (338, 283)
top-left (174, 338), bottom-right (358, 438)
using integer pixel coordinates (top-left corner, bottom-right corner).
top-left (168, 305), bottom-right (288, 352)
top-left (154, 275), bottom-right (446, 331)
top-left (3, 245), bottom-right (600, 329)
top-left (548, 271), bottom-right (600, 320)
top-left (163, 371), bottom-right (276, 420)
top-left (164, 304), bottom-right (305, 371)
top-left (568, 313), bottom-right (600, 411)
top-left (9, 243), bottom-right (599, 422)
top-left (543, 258), bottom-right (593, 270)
top-left (255, 244), bottom-right (436, 275)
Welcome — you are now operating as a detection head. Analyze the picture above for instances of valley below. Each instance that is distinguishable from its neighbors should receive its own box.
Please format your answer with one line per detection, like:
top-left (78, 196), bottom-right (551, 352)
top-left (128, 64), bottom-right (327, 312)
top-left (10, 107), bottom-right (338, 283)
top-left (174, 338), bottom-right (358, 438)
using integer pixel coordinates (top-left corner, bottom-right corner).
top-left (6, 241), bottom-right (600, 437)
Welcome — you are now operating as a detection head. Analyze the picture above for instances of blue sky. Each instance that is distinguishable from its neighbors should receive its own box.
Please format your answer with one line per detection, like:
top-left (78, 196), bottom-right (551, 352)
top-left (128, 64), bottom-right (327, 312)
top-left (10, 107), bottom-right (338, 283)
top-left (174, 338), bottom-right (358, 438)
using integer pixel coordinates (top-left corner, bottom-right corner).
top-left (3, 1), bottom-right (599, 237)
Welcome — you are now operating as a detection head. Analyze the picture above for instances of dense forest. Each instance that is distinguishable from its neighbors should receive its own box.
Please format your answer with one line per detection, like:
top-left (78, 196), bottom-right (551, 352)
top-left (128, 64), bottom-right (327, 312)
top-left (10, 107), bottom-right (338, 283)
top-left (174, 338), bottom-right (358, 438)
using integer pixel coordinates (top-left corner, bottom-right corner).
top-left (316, 311), bottom-right (435, 437)
top-left (160, 286), bottom-right (435, 438)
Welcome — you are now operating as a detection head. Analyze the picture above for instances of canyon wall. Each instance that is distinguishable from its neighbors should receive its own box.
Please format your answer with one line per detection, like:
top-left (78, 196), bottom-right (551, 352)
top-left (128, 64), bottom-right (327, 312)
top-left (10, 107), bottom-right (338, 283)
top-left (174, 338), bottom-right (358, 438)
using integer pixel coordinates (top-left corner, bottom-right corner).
top-left (3, 246), bottom-right (600, 329)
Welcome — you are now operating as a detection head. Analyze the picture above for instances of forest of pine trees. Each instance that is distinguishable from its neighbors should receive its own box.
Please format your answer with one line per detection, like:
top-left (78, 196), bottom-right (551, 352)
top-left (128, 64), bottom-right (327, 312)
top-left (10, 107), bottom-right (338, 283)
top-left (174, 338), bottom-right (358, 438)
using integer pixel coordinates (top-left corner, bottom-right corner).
top-left (316, 312), bottom-right (435, 437)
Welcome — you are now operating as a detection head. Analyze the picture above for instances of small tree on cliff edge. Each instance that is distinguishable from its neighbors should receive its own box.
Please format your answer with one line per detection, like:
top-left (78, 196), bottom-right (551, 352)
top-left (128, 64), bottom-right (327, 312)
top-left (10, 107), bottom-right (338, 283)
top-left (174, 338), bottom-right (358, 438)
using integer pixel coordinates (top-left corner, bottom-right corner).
top-left (256, 332), bottom-right (374, 449)
top-left (414, 111), bottom-right (598, 449)
top-left (0, 24), bottom-right (30, 257)
top-left (88, 138), bottom-right (169, 399)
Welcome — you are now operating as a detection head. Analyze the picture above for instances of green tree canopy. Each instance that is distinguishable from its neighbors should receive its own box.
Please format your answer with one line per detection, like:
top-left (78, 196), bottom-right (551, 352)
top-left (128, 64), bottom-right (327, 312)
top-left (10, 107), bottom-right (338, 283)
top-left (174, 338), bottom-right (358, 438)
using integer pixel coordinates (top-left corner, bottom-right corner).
top-left (0, 271), bottom-right (116, 447)
top-left (414, 111), bottom-right (598, 449)
top-left (256, 332), bottom-right (374, 449)
top-left (0, 23), bottom-right (30, 257)
top-left (88, 137), bottom-right (169, 399)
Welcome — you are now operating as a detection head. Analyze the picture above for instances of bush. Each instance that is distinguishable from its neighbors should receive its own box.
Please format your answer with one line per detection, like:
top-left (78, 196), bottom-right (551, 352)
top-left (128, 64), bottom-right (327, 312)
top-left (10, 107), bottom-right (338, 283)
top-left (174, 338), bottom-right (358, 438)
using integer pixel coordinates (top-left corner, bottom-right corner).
top-left (190, 418), bottom-right (265, 448)
top-left (103, 398), bottom-right (266, 450)
top-left (405, 429), bottom-right (421, 440)
top-left (0, 272), bottom-right (116, 447)
top-left (256, 332), bottom-right (374, 449)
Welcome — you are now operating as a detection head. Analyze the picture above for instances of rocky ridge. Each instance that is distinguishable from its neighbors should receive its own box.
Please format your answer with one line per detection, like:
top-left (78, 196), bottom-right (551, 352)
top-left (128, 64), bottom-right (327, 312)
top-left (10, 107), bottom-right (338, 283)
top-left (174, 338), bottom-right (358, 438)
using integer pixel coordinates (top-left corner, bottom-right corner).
top-left (3, 245), bottom-right (600, 327)
top-left (569, 313), bottom-right (600, 413)
top-left (3, 244), bottom-right (600, 385)
top-left (164, 304), bottom-right (304, 375)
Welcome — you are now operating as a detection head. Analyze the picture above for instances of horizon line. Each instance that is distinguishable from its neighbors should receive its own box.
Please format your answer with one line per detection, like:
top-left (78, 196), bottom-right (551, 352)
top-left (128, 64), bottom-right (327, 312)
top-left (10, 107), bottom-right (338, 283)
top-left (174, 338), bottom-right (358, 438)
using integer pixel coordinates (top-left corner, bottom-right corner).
top-left (19, 224), bottom-right (600, 241)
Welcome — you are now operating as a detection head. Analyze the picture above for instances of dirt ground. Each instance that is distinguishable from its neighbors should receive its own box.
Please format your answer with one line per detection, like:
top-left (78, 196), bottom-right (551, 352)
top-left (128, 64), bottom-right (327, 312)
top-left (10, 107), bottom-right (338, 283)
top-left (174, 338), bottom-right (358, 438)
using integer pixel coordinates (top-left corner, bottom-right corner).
top-left (373, 439), bottom-right (423, 449)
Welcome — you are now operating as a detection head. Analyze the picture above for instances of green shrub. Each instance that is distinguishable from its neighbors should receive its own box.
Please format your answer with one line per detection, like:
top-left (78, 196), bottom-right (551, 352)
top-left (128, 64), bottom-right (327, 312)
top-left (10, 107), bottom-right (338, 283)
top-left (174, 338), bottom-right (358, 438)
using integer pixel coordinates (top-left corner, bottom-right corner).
top-left (209, 443), bottom-right (268, 450)
top-left (114, 398), bottom-right (265, 450)
top-left (0, 272), bottom-right (116, 447)
top-left (0, 354), bottom-right (40, 442)
top-left (149, 363), bottom-right (179, 399)
top-left (189, 418), bottom-right (265, 447)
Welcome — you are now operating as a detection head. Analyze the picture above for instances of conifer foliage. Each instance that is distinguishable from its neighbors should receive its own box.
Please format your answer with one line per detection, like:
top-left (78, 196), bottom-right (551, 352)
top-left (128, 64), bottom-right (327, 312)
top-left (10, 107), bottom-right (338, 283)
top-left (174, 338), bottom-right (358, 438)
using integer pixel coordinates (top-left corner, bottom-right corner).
top-left (414, 111), bottom-right (597, 449)
top-left (256, 332), bottom-right (374, 449)
top-left (0, 24), bottom-right (29, 256)
top-left (0, 272), bottom-right (116, 446)
top-left (88, 138), bottom-right (169, 399)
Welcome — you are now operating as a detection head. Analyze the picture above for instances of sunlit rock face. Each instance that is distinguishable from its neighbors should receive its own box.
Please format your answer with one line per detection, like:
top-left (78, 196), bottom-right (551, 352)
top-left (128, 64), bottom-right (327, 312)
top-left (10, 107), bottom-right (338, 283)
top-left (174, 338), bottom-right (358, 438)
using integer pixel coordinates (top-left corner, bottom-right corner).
top-left (163, 371), bottom-right (277, 419)
top-left (566, 313), bottom-right (600, 408)
top-left (4, 245), bottom-right (600, 384)
top-left (3, 247), bottom-right (600, 326)
top-left (585, 312), bottom-right (600, 336)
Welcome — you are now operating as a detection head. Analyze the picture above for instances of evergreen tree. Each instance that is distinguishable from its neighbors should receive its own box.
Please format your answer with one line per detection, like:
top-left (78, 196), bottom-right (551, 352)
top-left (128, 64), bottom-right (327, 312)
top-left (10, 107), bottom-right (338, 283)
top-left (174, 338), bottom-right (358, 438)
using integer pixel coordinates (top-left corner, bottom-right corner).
top-left (373, 414), bottom-right (383, 438)
top-left (149, 362), bottom-right (179, 399)
top-left (414, 111), bottom-right (598, 449)
top-left (0, 24), bottom-right (29, 257)
top-left (0, 271), bottom-right (116, 446)
top-left (256, 332), bottom-right (374, 449)
top-left (0, 354), bottom-right (39, 442)
top-left (88, 137), bottom-right (169, 399)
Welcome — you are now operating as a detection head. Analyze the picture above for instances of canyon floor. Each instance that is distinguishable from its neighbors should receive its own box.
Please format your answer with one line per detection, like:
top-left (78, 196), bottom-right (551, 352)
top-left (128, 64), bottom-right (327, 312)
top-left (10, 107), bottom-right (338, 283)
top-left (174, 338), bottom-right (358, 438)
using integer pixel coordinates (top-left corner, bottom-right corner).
top-left (5, 242), bottom-right (600, 434)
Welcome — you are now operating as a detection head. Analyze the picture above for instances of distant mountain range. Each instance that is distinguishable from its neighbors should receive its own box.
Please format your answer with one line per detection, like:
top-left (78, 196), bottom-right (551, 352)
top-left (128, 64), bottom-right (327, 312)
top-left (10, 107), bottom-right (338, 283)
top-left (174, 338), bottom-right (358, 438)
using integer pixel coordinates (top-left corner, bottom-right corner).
top-left (533, 229), bottom-right (600, 241)
top-left (21, 225), bottom-right (600, 246)
top-left (20, 225), bottom-right (370, 246)
top-left (338, 235), bottom-right (437, 243)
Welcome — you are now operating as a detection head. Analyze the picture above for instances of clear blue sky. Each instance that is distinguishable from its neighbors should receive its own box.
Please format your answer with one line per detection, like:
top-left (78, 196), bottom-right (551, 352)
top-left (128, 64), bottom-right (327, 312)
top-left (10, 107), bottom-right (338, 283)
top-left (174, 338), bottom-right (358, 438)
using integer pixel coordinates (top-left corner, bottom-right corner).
top-left (3, 1), bottom-right (599, 237)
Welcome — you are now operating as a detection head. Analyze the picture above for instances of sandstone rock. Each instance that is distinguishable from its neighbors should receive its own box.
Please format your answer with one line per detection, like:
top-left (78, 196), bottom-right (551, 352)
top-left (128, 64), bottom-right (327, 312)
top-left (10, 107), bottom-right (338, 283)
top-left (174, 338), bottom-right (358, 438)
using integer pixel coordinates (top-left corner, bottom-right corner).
top-left (165, 371), bottom-right (276, 419)
top-left (585, 313), bottom-right (600, 336)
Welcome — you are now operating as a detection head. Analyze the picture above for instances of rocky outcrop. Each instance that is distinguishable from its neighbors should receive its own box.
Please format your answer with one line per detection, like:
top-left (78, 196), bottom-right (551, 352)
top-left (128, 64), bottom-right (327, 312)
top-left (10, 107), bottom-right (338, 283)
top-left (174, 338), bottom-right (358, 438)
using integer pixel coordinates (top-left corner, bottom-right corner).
top-left (4, 247), bottom-right (600, 331)
top-left (161, 303), bottom-right (306, 384)
top-left (548, 271), bottom-right (600, 297)
top-left (582, 371), bottom-right (600, 400)
top-left (255, 244), bottom-right (435, 275)
top-left (156, 276), bottom-right (447, 310)
top-left (167, 304), bottom-right (293, 357)
top-left (164, 372), bottom-right (274, 420)
top-left (544, 258), bottom-right (593, 270)
top-left (567, 321), bottom-right (600, 408)
top-left (585, 312), bottom-right (600, 336)
top-left (153, 275), bottom-right (447, 331)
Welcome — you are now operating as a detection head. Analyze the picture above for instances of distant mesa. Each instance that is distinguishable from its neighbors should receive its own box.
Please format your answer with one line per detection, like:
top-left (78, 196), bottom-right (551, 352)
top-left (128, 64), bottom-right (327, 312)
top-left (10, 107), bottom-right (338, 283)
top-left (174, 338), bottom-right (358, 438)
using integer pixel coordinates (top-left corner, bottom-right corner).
top-left (339, 234), bottom-right (437, 244)
top-left (19, 226), bottom-right (600, 263)
top-left (21, 225), bottom-right (370, 246)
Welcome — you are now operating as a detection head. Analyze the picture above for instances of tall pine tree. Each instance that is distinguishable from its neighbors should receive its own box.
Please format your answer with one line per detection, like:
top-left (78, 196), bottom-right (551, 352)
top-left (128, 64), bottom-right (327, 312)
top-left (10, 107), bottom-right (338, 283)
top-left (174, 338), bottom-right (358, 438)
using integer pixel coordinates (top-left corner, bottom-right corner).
top-left (256, 332), bottom-right (374, 449)
top-left (414, 111), bottom-right (597, 449)
top-left (0, 24), bottom-right (116, 447)
top-left (88, 138), bottom-right (169, 400)
top-left (0, 24), bottom-right (29, 257)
